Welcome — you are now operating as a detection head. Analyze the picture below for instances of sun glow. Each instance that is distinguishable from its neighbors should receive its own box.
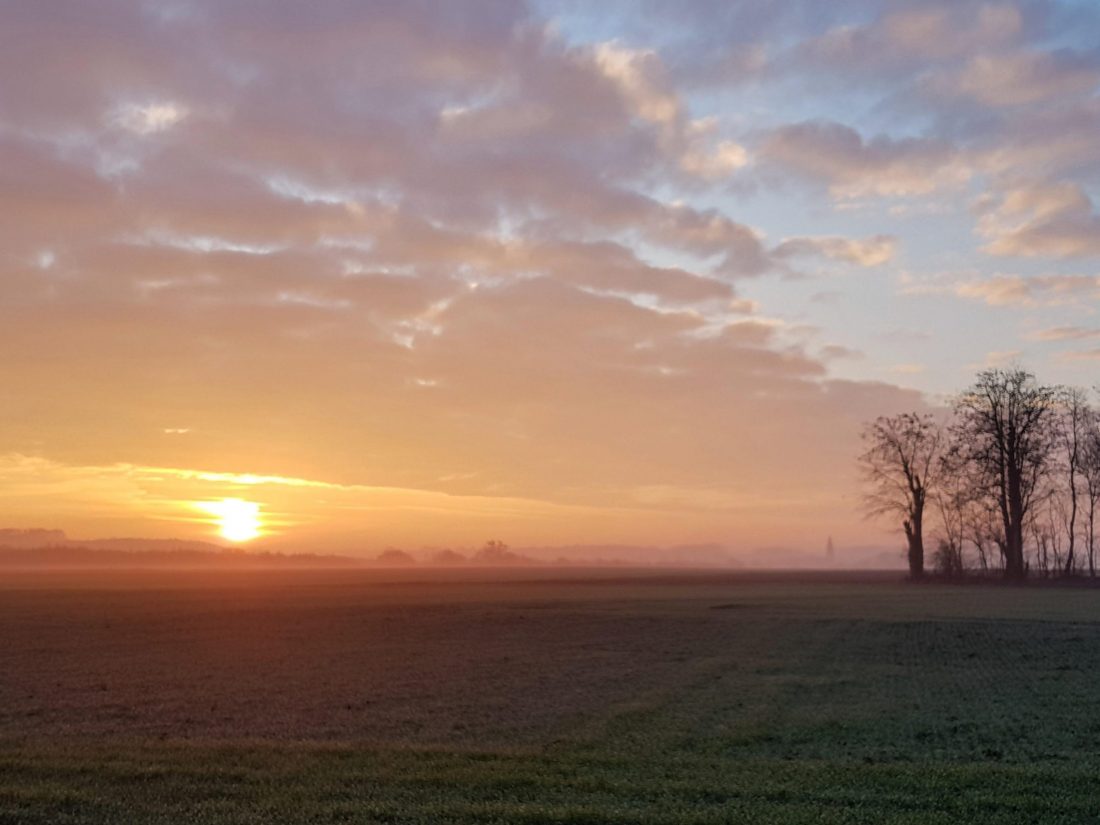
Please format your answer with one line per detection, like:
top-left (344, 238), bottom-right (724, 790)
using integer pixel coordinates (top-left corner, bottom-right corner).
top-left (198, 498), bottom-right (262, 542)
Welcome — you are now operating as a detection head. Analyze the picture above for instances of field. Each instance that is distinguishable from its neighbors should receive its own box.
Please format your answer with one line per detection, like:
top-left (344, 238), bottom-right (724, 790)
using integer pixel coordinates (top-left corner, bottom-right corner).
top-left (2, 569), bottom-right (1100, 824)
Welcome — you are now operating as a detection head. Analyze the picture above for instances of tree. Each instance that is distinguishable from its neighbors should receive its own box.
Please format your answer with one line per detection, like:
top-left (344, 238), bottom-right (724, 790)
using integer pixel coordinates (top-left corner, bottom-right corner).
top-left (375, 548), bottom-right (417, 566)
top-left (1054, 387), bottom-right (1089, 574)
top-left (940, 434), bottom-right (1008, 574)
top-left (932, 538), bottom-right (965, 577)
top-left (932, 442), bottom-right (972, 578)
top-left (1081, 409), bottom-right (1100, 577)
top-left (858, 412), bottom-right (943, 578)
top-left (952, 368), bottom-right (1058, 580)
top-left (430, 548), bottom-right (467, 566)
top-left (965, 495), bottom-right (1006, 573)
top-left (471, 539), bottom-right (528, 565)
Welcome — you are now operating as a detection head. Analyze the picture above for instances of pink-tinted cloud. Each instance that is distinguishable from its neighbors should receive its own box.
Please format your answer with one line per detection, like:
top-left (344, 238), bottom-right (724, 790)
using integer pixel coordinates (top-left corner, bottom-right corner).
top-left (760, 121), bottom-right (970, 199)
top-left (772, 234), bottom-right (898, 267)
top-left (975, 182), bottom-right (1100, 258)
top-left (951, 273), bottom-right (1100, 306)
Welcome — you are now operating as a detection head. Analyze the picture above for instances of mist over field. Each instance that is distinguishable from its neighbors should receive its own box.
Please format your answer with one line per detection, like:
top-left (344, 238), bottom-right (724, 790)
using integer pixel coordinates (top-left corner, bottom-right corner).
top-left (0, 528), bottom-right (902, 570)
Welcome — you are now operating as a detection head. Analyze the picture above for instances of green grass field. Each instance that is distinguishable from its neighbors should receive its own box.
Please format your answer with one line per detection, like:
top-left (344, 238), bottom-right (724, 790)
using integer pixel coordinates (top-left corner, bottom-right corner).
top-left (2, 570), bottom-right (1099, 823)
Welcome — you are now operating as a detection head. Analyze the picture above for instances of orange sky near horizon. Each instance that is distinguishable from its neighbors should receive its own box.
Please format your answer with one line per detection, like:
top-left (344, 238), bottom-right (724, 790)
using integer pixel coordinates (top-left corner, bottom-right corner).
top-left (0, 452), bottom-right (883, 555)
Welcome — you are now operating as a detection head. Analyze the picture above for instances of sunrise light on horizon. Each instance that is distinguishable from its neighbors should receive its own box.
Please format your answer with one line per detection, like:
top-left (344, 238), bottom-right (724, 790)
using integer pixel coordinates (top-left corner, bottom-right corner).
top-left (196, 498), bottom-right (263, 543)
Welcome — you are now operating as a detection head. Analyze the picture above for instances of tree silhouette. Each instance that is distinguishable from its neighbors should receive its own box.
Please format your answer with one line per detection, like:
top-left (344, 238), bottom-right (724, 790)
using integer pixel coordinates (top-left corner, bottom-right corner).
top-left (858, 412), bottom-right (943, 578)
top-left (471, 539), bottom-right (526, 565)
top-left (1083, 416), bottom-right (1100, 577)
top-left (1055, 387), bottom-right (1089, 574)
top-left (951, 368), bottom-right (1058, 580)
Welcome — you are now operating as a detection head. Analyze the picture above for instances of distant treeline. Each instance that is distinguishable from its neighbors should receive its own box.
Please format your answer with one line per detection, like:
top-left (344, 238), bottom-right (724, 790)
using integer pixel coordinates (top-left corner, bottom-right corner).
top-left (0, 540), bottom-right (614, 570)
top-left (0, 544), bottom-right (359, 569)
top-left (860, 367), bottom-right (1100, 580)
top-left (377, 541), bottom-right (614, 567)
top-left (0, 538), bottom-right (746, 571)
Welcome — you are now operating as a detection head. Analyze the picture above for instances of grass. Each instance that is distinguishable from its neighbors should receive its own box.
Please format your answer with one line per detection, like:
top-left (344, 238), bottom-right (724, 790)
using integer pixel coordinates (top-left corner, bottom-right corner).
top-left (5, 743), bottom-right (1099, 824)
top-left (2, 570), bottom-right (1099, 823)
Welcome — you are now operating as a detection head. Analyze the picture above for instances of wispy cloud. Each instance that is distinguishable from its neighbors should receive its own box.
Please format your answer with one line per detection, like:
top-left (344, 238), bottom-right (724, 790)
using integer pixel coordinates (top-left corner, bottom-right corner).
top-left (1025, 326), bottom-right (1100, 342)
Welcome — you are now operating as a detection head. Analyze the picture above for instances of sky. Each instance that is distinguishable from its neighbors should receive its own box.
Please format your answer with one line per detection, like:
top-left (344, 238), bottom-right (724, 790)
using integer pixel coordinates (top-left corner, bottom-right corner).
top-left (2, 0), bottom-right (1099, 557)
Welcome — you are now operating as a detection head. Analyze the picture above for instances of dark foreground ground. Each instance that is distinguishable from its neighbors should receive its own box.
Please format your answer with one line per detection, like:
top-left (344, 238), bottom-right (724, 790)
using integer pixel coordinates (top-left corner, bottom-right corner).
top-left (2, 568), bottom-right (1099, 824)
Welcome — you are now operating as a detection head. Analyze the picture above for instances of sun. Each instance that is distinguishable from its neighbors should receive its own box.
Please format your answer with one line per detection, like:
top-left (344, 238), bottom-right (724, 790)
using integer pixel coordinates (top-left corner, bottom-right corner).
top-left (199, 498), bottom-right (262, 543)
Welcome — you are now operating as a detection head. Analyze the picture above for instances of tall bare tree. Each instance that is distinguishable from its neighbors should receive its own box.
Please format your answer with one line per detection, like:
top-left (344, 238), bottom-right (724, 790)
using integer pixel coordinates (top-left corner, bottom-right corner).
top-left (1082, 410), bottom-right (1100, 577)
top-left (952, 368), bottom-right (1058, 580)
top-left (859, 413), bottom-right (943, 578)
top-left (1055, 387), bottom-right (1089, 574)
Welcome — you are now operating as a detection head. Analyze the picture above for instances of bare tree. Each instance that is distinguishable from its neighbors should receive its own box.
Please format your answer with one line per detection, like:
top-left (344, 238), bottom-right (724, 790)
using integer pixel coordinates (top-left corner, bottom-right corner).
top-left (859, 413), bottom-right (943, 578)
top-left (952, 368), bottom-right (1058, 580)
top-left (944, 439), bottom-right (1007, 574)
top-left (965, 497), bottom-right (1005, 573)
top-left (1055, 387), bottom-right (1089, 575)
top-left (1082, 410), bottom-right (1100, 577)
top-left (933, 441), bottom-right (977, 578)
top-left (1030, 490), bottom-right (1066, 577)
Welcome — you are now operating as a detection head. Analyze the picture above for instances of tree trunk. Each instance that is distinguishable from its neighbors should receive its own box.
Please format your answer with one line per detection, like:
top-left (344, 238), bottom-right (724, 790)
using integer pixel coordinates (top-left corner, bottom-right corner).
top-left (1005, 470), bottom-right (1027, 580)
top-left (1004, 521), bottom-right (1026, 579)
top-left (1066, 475), bottom-right (1078, 576)
top-left (905, 514), bottom-right (924, 578)
top-left (1086, 491), bottom-right (1096, 578)
top-left (1089, 498), bottom-right (1096, 578)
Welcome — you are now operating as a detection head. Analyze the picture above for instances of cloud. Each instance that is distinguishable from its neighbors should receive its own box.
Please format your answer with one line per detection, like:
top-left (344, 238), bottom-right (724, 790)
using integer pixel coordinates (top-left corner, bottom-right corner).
top-left (0, 251), bottom-right (924, 546)
top-left (772, 234), bottom-right (897, 267)
top-left (820, 344), bottom-right (863, 360)
top-left (1026, 326), bottom-right (1100, 342)
top-left (975, 182), bottom-right (1100, 258)
top-left (946, 272), bottom-right (1100, 308)
top-left (594, 41), bottom-right (680, 127)
top-left (951, 273), bottom-right (1100, 307)
top-left (679, 119), bottom-right (749, 179)
top-left (952, 275), bottom-right (1034, 306)
top-left (903, 269), bottom-right (1100, 307)
top-left (802, 4), bottom-right (1025, 73)
top-left (938, 50), bottom-right (1100, 108)
top-left (979, 98), bottom-right (1100, 183)
top-left (592, 42), bottom-right (750, 181)
top-left (112, 101), bottom-right (189, 135)
top-left (760, 120), bottom-right (970, 199)
top-left (979, 349), bottom-right (1025, 368)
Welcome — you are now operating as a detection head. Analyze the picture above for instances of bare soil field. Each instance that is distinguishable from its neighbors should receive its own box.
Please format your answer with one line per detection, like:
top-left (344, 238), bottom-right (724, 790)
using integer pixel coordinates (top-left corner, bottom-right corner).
top-left (2, 568), bottom-right (1099, 823)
